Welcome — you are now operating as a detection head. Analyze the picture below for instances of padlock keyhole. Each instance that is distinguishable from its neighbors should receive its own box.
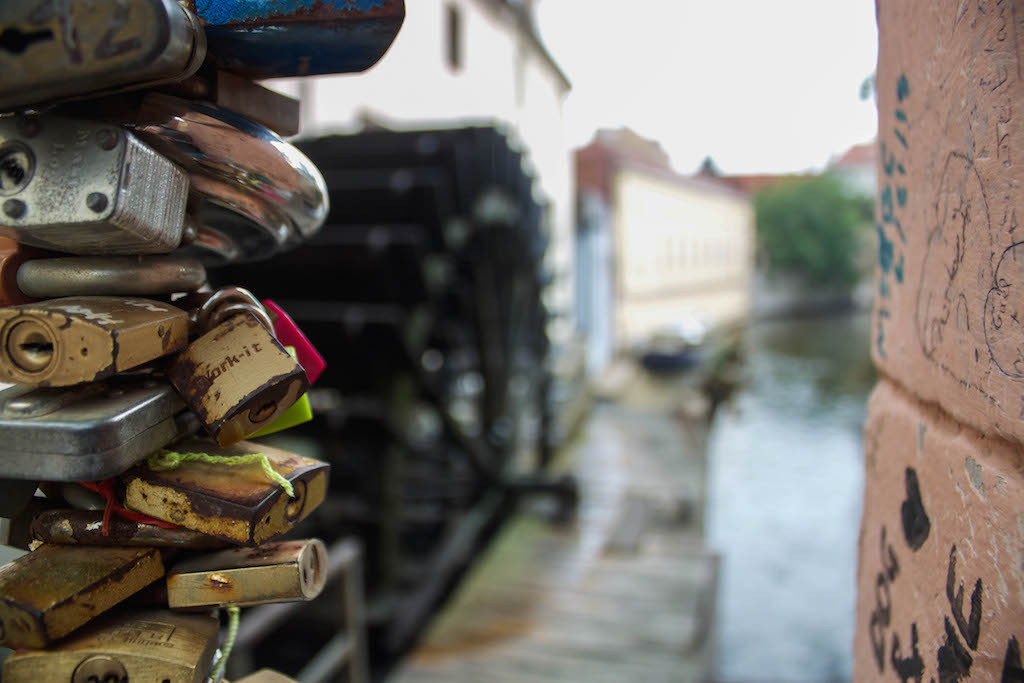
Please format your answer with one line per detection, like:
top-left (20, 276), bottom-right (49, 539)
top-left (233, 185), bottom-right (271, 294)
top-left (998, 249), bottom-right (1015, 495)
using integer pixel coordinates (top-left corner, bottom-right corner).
top-left (0, 27), bottom-right (54, 55)
top-left (0, 143), bottom-right (35, 197)
top-left (248, 399), bottom-right (277, 423)
top-left (6, 322), bottom-right (54, 373)
top-left (18, 338), bottom-right (52, 364)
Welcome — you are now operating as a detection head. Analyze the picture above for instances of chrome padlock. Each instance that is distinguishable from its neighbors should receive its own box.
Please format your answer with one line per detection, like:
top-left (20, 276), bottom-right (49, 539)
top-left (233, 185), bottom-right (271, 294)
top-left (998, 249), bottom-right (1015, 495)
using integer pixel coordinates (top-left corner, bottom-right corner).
top-left (121, 437), bottom-right (329, 546)
top-left (0, 115), bottom-right (188, 254)
top-left (168, 288), bottom-right (309, 446)
top-left (0, 378), bottom-right (194, 482)
top-left (0, 545), bottom-right (165, 648)
top-left (167, 539), bottom-right (327, 608)
top-left (2, 609), bottom-right (219, 683)
top-left (0, 296), bottom-right (189, 386)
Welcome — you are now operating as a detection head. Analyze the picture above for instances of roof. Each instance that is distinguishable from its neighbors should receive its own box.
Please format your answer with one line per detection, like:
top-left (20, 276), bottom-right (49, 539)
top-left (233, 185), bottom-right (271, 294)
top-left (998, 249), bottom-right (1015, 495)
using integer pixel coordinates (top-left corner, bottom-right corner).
top-left (714, 174), bottom-right (814, 194)
top-left (473, 0), bottom-right (571, 92)
top-left (576, 128), bottom-right (748, 202)
top-left (831, 140), bottom-right (877, 169)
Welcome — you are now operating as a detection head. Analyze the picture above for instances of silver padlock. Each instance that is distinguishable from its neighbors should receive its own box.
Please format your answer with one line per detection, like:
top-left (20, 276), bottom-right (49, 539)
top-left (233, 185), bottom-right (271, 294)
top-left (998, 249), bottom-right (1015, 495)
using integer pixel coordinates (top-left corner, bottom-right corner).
top-left (0, 114), bottom-right (188, 255)
top-left (0, 0), bottom-right (205, 111)
top-left (0, 379), bottom-right (196, 481)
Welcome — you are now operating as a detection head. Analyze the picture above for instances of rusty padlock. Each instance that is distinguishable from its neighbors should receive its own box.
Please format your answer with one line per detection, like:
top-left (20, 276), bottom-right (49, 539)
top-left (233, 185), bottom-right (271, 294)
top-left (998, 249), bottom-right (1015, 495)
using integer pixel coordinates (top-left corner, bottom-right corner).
top-left (0, 544), bottom-right (165, 648)
top-left (167, 539), bottom-right (327, 608)
top-left (168, 287), bottom-right (309, 445)
top-left (121, 438), bottom-right (329, 546)
top-left (0, 296), bottom-right (189, 386)
top-left (30, 508), bottom-right (230, 550)
top-left (2, 609), bottom-right (220, 683)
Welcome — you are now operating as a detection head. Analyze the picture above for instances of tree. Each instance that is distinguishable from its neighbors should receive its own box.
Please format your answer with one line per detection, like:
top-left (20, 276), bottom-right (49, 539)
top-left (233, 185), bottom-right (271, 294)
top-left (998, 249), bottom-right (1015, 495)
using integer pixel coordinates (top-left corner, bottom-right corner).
top-left (754, 173), bottom-right (873, 288)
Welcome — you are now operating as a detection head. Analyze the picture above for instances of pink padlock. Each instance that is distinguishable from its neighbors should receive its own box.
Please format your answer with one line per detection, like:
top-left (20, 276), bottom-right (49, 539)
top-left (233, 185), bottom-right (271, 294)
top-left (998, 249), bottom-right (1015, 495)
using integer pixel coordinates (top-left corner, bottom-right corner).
top-left (263, 299), bottom-right (326, 384)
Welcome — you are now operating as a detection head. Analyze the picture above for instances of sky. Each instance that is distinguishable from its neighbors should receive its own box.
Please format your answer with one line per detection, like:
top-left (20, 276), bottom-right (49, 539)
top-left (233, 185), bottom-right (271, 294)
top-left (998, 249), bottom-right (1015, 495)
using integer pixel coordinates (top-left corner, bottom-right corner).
top-left (535, 0), bottom-right (879, 176)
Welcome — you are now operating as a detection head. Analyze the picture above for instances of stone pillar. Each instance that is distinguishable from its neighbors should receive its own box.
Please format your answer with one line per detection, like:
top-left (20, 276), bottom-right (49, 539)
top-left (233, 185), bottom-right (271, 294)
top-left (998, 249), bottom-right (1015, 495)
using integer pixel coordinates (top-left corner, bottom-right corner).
top-left (855, 2), bottom-right (1024, 680)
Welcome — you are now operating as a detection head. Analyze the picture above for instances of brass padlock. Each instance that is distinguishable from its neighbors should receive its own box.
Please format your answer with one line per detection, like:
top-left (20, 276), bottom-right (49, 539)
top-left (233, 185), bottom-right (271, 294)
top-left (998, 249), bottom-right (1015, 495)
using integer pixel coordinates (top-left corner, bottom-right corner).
top-left (168, 291), bottom-right (308, 446)
top-left (3, 609), bottom-right (219, 683)
top-left (121, 438), bottom-right (329, 545)
top-left (0, 545), bottom-right (165, 648)
top-left (0, 296), bottom-right (189, 386)
top-left (167, 539), bottom-right (327, 608)
top-left (30, 508), bottom-right (231, 550)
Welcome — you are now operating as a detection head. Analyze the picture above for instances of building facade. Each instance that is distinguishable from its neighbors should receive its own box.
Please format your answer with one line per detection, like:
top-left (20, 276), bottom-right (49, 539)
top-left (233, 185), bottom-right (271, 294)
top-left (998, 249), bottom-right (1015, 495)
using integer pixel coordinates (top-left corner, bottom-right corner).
top-left (576, 130), bottom-right (755, 369)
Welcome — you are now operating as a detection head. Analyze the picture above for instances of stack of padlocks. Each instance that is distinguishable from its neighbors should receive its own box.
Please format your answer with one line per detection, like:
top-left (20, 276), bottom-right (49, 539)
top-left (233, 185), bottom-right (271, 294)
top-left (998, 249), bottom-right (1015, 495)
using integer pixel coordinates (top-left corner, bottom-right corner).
top-left (0, 0), bottom-right (405, 680)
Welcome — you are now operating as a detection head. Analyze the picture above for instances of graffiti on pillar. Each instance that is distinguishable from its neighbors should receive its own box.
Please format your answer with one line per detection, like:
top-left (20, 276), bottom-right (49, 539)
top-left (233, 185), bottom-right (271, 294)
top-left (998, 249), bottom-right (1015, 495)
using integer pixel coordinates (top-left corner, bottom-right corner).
top-left (863, 459), bottom-right (1023, 680)
top-left (875, 74), bottom-right (910, 360)
top-left (911, 1), bottom-right (1021, 408)
top-left (900, 466), bottom-right (930, 550)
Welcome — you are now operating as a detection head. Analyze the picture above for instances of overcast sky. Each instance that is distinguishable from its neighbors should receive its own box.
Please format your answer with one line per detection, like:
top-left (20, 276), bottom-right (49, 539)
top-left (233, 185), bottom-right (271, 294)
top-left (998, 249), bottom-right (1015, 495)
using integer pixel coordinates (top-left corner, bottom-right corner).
top-left (535, 0), bottom-right (879, 175)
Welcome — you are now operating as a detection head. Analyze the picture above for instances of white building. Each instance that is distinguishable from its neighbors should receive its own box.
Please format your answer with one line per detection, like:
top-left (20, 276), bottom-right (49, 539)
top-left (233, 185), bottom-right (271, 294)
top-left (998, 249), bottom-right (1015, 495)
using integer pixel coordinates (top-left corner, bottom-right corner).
top-left (577, 129), bottom-right (755, 370)
top-left (268, 0), bottom-right (575, 329)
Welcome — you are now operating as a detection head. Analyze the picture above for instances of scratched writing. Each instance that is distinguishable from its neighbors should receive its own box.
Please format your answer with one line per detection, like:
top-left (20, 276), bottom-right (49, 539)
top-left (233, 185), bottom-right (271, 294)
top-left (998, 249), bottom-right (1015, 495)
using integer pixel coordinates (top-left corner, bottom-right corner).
top-left (123, 300), bottom-right (170, 313)
top-left (49, 304), bottom-right (122, 326)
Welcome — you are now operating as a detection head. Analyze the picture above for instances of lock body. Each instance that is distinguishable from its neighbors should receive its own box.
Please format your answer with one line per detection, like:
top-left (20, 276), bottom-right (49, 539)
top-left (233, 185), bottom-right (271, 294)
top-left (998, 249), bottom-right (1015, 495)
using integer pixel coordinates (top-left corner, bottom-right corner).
top-left (0, 545), bottom-right (165, 648)
top-left (0, 0), bottom-right (204, 110)
top-left (2, 609), bottom-right (219, 683)
top-left (0, 116), bottom-right (188, 254)
top-left (0, 379), bottom-right (192, 481)
top-left (30, 509), bottom-right (230, 550)
top-left (122, 438), bottom-right (329, 545)
top-left (0, 296), bottom-right (189, 386)
top-left (168, 314), bottom-right (309, 446)
top-left (167, 539), bottom-right (327, 608)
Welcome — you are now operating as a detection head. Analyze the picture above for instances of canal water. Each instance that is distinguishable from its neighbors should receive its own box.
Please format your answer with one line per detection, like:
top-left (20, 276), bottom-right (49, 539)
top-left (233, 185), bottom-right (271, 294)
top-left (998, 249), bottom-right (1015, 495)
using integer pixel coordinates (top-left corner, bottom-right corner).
top-left (706, 312), bottom-right (875, 682)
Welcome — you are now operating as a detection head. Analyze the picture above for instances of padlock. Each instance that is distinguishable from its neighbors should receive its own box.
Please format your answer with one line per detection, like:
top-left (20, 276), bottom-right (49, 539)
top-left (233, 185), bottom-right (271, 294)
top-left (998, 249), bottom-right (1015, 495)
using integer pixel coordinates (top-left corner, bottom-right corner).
top-left (2, 609), bottom-right (219, 683)
top-left (168, 300), bottom-right (309, 446)
top-left (0, 544), bottom-right (165, 648)
top-left (121, 438), bottom-right (329, 546)
top-left (0, 379), bottom-right (195, 482)
top-left (167, 539), bottom-right (327, 608)
top-left (0, 115), bottom-right (189, 255)
top-left (30, 509), bottom-right (230, 550)
top-left (264, 300), bottom-right (326, 384)
top-left (0, 296), bottom-right (189, 387)
top-left (17, 255), bottom-right (207, 298)
top-left (0, 0), bottom-right (205, 111)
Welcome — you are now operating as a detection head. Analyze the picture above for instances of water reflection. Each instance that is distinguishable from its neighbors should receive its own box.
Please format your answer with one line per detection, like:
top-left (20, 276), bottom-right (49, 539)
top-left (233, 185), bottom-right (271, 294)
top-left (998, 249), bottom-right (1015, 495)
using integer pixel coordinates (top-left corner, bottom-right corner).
top-left (706, 312), bottom-right (873, 682)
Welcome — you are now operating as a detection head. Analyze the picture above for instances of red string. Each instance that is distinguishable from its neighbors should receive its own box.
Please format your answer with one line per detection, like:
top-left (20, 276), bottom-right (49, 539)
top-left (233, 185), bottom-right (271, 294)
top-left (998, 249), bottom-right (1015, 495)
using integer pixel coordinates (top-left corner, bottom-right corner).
top-left (78, 480), bottom-right (179, 535)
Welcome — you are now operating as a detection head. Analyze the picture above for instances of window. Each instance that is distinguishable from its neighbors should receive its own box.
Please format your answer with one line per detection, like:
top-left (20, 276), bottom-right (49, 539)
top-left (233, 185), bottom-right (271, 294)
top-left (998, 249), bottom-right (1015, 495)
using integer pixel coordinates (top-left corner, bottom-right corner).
top-left (446, 4), bottom-right (462, 71)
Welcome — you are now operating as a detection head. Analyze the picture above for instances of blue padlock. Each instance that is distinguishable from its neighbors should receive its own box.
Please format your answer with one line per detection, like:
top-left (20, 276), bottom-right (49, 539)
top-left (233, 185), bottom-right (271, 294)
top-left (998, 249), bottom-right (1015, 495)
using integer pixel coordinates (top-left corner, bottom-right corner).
top-left (196, 0), bottom-right (406, 79)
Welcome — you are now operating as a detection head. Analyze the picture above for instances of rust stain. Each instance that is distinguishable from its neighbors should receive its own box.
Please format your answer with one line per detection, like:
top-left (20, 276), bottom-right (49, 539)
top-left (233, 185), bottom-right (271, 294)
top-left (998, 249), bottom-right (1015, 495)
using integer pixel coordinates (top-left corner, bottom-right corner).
top-left (207, 573), bottom-right (233, 591)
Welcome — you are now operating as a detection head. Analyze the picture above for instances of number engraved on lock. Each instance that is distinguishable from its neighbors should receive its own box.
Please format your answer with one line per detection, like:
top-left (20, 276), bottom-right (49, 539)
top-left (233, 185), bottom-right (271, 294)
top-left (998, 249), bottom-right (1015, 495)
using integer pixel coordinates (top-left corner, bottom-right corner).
top-left (26, 0), bottom-right (143, 63)
top-left (95, 621), bottom-right (179, 649)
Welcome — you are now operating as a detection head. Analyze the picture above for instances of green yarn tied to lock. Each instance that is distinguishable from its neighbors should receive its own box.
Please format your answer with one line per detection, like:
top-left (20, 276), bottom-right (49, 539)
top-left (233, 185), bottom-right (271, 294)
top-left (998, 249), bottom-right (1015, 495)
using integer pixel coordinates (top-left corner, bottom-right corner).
top-left (148, 449), bottom-right (295, 498)
top-left (210, 605), bottom-right (241, 681)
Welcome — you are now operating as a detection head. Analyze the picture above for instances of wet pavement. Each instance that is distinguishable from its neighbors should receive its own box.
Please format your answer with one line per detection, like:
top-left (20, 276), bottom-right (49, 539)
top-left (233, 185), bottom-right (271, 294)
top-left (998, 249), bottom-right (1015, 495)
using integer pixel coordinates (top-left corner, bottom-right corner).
top-left (392, 373), bottom-right (717, 682)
